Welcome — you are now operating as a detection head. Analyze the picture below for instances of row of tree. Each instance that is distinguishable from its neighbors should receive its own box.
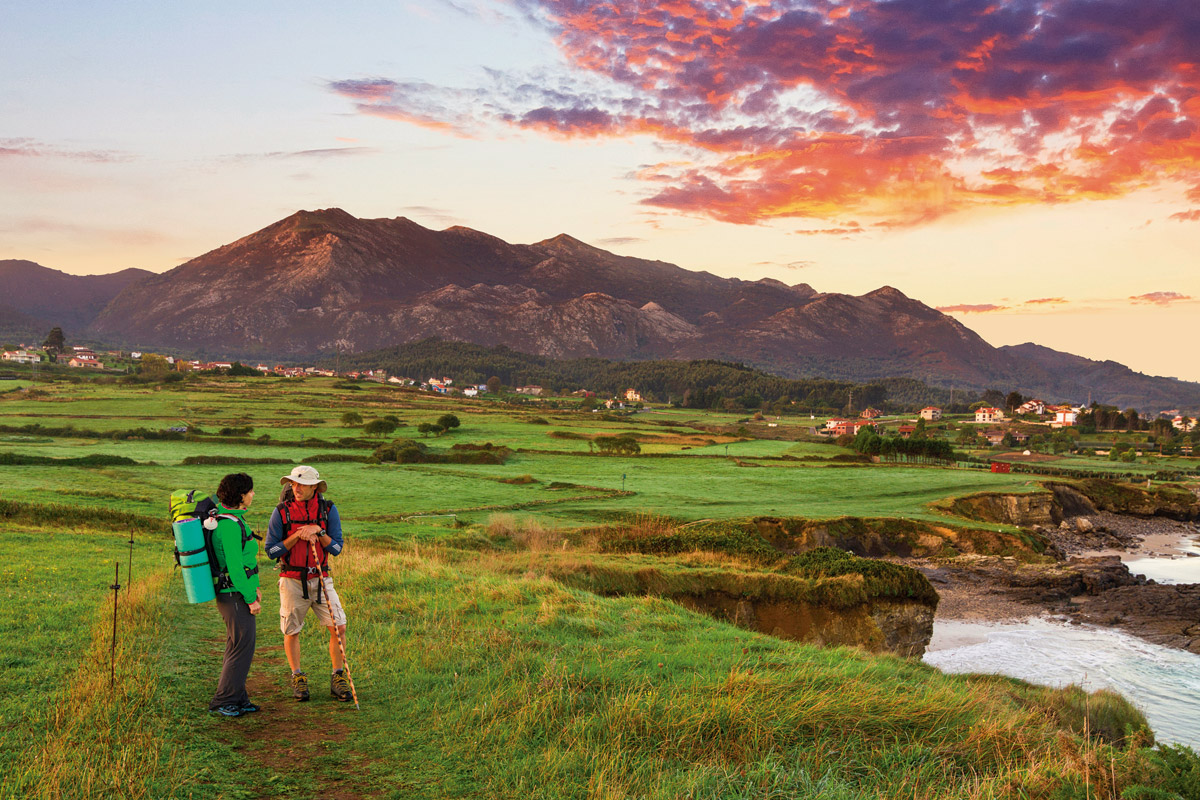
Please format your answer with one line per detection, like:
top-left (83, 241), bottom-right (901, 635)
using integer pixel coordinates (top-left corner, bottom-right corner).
top-left (852, 426), bottom-right (957, 463)
top-left (332, 339), bottom-right (1007, 413)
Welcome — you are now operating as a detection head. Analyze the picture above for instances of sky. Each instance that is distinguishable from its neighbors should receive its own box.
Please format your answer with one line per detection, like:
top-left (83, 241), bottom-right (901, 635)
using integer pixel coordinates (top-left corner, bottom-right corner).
top-left (1, 0), bottom-right (1197, 380)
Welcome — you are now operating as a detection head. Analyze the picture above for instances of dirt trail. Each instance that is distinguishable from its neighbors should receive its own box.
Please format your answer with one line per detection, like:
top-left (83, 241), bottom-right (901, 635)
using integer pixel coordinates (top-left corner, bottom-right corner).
top-left (207, 621), bottom-right (375, 799)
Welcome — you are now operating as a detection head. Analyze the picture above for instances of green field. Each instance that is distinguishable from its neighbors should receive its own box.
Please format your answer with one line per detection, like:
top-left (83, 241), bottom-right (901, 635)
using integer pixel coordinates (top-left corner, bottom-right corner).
top-left (2, 376), bottom-right (1198, 799)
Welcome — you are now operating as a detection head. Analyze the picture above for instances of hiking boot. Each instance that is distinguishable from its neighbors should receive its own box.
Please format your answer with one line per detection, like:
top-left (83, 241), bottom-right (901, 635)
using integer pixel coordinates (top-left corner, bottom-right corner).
top-left (210, 704), bottom-right (243, 717)
top-left (331, 669), bottom-right (352, 702)
top-left (239, 701), bottom-right (260, 713)
top-left (291, 672), bottom-right (310, 701)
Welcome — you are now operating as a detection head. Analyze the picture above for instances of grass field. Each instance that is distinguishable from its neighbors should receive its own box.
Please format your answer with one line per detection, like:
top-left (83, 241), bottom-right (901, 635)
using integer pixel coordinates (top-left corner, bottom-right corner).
top-left (2, 375), bottom-right (1198, 798)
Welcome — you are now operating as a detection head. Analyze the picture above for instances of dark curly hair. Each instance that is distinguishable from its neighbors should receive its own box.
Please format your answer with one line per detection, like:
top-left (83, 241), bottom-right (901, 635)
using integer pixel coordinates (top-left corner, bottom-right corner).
top-left (216, 472), bottom-right (254, 508)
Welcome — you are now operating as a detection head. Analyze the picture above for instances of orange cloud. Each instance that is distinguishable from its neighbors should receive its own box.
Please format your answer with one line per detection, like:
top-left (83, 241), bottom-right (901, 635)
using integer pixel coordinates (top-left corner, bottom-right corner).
top-left (334, 0), bottom-right (1200, 226)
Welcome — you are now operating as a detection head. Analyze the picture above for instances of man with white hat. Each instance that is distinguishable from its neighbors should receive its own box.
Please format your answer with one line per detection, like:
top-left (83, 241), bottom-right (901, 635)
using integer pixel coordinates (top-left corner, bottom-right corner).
top-left (264, 465), bottom-right (352, 702)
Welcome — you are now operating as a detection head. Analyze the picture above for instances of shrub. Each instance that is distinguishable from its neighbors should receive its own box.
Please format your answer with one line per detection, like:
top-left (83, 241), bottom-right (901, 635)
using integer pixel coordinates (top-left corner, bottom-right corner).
top-left (181, 456), bottom-right (291, 466)
top-left (0, 452), bottom-right (138, 467)
top-left (363, 419), bottom-right (398, 436)
top-left (781, 547), bottom-right (938, 603)
top-left (218, 426), bottom-right (254, 436)
top-left (417, 422), bottom-right (444, 437)
top-left (594, 434), bottom-right (640, 455)
top-left (340, 412), bottom-right (363, 426)
top-left (435, 413), bottom-right (460, 430)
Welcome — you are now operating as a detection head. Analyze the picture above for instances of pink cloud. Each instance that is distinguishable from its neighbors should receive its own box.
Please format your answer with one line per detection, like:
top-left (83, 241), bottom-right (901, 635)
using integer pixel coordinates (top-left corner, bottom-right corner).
top-left (1129, 291), bottom-right (1193, 305)
top-left (936, 303), bottom-right (1008, 314)
top-left (1169, 209), bottom-right (1200, 222)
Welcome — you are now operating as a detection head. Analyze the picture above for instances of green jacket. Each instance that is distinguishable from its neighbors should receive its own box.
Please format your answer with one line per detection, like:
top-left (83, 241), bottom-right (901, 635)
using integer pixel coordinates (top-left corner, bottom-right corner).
top-left (211, 503), bottom-right (260, 604)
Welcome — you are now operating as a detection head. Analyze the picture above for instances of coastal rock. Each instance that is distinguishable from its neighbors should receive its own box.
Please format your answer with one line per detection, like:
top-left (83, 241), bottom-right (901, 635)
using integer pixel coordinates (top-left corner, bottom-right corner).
top-left (951, 492), bottom-right (1058, 527)
top-left (917, 555), bottom-right (1144, 608)
top-left (675, 591), bottom-right (936, 659)
top-left (1070, 585), bottom-right (1200, 654)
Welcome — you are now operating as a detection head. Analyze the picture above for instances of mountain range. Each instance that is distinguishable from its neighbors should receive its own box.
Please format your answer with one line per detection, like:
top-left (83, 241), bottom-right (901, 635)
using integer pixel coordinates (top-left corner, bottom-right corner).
top-left (3, 209), bottom-right (1198, 411)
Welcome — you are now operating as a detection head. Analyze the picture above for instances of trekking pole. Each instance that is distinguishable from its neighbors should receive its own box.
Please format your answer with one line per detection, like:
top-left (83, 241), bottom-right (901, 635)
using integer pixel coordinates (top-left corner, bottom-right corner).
top-left (309, 539), bottom-right (360, 710)
top-left (127, 530), bottom-right (134, 587)
top-left (109, 563), bottom-right (121, 690)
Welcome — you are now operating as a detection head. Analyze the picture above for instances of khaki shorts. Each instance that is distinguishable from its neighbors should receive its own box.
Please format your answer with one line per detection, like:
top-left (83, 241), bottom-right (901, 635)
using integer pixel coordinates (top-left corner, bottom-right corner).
top-left (279, 576), bottom-right (347, 635)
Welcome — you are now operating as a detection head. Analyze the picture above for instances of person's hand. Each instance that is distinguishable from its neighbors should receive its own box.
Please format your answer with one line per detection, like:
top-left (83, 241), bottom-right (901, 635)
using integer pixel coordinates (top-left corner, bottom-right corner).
top-left (248, 601), bottom-right (261, 615)
top-left (256, 588), bottom-right (262, 603)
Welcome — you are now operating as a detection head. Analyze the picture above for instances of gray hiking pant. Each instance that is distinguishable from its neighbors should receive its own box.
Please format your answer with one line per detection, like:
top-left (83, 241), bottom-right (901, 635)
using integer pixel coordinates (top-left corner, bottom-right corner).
top-left (210, 592), bottom-right (256, 709)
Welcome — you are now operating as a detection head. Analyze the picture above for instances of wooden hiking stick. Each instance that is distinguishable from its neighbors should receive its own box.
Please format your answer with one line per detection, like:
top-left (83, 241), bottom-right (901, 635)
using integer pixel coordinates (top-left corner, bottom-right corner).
top-left (309, 540), bottom-right (360, 710)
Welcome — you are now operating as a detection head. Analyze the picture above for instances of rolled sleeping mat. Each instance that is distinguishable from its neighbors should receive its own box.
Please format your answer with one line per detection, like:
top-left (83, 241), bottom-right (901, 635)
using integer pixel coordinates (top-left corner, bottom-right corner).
top-left (173, 517), bottom-right (216, 604)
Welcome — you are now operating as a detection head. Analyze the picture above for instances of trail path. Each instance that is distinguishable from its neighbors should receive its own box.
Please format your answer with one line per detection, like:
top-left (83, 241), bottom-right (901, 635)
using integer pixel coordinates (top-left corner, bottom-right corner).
top-left (205, 597), bottom-right (377, 800)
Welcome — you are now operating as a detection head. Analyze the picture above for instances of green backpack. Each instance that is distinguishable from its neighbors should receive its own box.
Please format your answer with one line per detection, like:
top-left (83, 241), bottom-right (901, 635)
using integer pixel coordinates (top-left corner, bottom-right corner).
top-left (170, 489), bottom-right (219, 604)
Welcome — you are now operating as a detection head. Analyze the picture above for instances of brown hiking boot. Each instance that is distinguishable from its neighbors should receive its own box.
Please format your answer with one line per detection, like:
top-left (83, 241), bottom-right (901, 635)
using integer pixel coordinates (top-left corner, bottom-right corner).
top-left (331, 669), bottom-right (352, 702)
top-left (291, 672), bottom-right (310, 701)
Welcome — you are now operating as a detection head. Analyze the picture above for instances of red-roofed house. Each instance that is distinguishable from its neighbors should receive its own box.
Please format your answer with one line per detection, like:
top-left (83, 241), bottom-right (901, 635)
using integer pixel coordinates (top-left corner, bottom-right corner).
top-left (830, 419), bottom-right (876, 437)
top-left (919, 407), bottom-right (942, 421)
top-left (1017, 399), bottom-right (1046, 416)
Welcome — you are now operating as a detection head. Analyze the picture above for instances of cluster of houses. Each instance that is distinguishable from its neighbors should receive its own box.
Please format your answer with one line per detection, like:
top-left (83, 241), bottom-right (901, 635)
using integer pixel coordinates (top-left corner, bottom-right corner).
top-left (819, 400), bottom-right (1089, 445)
top-left (2, 349), bottom-right (43, 365)
top-left (61, 346), bottom-right (104, 369)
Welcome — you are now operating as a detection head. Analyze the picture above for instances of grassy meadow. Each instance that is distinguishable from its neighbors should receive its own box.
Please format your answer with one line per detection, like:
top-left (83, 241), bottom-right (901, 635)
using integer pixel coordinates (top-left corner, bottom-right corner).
top-left (2, 375), bottom-right (1199, 799)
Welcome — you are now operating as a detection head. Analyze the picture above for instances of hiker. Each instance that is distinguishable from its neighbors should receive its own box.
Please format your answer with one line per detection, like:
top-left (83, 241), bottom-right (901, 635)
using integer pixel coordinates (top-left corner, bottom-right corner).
top-left (265, 465), bottom-right (352, 702)
top-left (208, 472), bottom-right (262, 717)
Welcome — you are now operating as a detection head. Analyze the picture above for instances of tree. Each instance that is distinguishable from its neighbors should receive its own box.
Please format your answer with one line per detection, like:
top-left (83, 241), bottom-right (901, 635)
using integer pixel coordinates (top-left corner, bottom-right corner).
top-left (436, 413), bottom-right (460, 431)
top-left (139, 353), bottom-right (170, 380)
top-left (227, 361), bottom-right (259, 376)
top-left (913, 417), bottom-right (927, 438)
top-left (1005, 391), bottom-right (1024, 414)
top-left (981, 389), bottom-right (1006, 407)
top-left (417, 422), bottom-right (443, 437)
top-left (363, 419), bottom-right (398, 436)
top-left (340, 411), bottom-right (363, 426)
top-left (486, 376), bottom-right (502, 394)
top-left (42, 327), bottom-right (65, 356)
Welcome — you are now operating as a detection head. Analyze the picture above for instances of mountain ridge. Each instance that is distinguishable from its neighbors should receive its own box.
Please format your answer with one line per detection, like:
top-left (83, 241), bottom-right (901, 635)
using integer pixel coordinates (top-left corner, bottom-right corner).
top-left (2, 210), bottom-right (1196, 410)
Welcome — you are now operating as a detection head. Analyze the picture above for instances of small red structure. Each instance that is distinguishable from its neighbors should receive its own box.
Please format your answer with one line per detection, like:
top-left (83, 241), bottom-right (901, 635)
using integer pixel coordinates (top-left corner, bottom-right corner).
top-left (990, 461), bottom-right (1011, 474)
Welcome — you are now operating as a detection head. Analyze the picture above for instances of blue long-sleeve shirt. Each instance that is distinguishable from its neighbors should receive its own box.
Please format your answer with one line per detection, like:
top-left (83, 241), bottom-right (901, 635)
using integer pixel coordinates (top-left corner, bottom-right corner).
top-left (265, 501), bottom-right (343, 561)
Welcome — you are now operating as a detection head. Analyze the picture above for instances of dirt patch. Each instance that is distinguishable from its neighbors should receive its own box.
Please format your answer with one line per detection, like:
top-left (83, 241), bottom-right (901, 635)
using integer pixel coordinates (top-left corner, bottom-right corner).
top-left (211, 627), bottom-right (375, 798)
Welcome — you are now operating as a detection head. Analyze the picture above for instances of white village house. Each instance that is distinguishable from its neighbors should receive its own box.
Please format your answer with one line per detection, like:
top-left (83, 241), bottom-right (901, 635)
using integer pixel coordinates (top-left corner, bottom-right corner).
top-left (974, 407), bottom-right (1005, 424)
top-left (2, 350), bottom-right (42, 364)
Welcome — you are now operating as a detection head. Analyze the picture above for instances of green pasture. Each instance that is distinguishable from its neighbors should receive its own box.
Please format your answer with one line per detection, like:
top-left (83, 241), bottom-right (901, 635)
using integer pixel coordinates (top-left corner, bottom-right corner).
top-left (0, 448), bottom-right (1039, 532)
top-left (4, 537), bottom-right (1195, 799)
top-left (3, 376), bottom-right (1200, 798)
top-left (0, 526), bottom-right (171, 755)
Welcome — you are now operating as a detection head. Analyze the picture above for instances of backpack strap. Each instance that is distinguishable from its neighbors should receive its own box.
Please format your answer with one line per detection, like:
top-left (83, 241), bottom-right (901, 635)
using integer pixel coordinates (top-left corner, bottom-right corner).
top-left (213, 513), bottom-right (259, 590)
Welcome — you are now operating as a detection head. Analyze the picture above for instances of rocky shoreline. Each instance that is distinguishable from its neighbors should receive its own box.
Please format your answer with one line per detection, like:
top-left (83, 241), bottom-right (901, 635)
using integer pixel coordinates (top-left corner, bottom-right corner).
top-left (911, 511), bottom-right (1200, 654)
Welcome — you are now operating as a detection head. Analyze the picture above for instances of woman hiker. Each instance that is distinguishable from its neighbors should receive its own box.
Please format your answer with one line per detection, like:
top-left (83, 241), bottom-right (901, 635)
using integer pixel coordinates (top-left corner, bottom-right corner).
top-left (208, 472), bottom-right (262, 717)
top-left (264, 465), bottom-right (353, 702)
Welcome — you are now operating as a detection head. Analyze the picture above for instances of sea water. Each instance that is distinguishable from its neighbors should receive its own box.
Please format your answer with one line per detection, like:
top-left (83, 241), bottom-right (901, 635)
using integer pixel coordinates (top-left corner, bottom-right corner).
top-left (1123, 536), bottom-right (1200, 584)
top-left (924, 617), bottom-right (1200, 749)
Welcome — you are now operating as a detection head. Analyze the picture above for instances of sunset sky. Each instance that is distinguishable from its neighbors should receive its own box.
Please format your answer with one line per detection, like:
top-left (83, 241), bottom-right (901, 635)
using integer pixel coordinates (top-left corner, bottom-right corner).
top-left (2, 1), bottom-right (1197, 381)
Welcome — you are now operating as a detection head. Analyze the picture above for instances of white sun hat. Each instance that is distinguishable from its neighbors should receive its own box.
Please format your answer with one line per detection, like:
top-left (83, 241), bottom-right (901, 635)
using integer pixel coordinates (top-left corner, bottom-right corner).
top-left (280, 465), bottom-right (328, 493)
